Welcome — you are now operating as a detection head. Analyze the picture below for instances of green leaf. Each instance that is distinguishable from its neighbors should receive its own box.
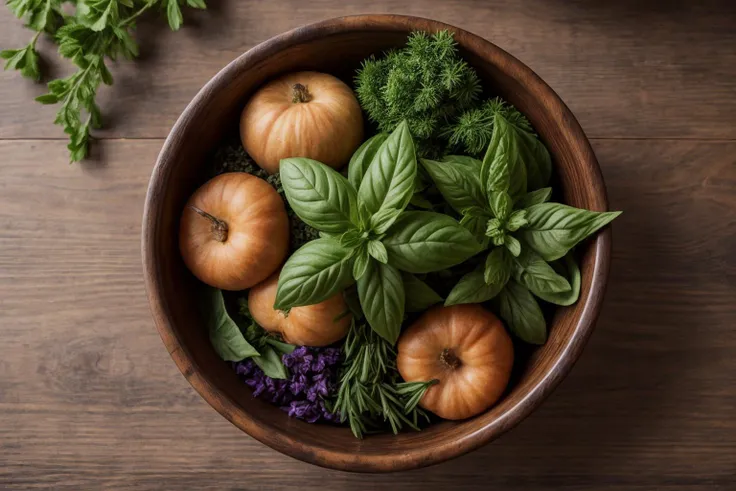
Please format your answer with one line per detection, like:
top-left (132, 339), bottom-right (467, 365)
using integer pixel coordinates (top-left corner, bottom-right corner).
top-left (402, 272), bottom-right (442, 312)
top-left (533, 254), bottom-right (581, 306)
top-left (460, 214), bottom-right (490, 248)
top-left (368, 240), bottom-right (388, 264)
top-left (205, 288), bottom-right (259, 361)
top-left (409, 193), bottom-right (434, 210)
top-left (186, 0), bottom-right (207, 8)
top-left (504, 235), bottom-right (521, 257)
top-left (348, 133), bottom-right (388, 189)
top-left (99, 59), bottom-right (113, 85)
top-left (445, 269), bottom-right (504, 305)
top-left (481, 114), bottom-right (526, 200)
top-left (89, 1), bottom-right (114, 32)
top-left (513, 248), bottom-right (571, 295)
top-left (516, 187), bottom-right (552, 209)
top-left (484, 247), bottom-right (512, 286)
top-left (441, 155), bottom-right (482, 174)
top-left (264, 337), bottom-right (296, 355)
top-left (119, 0), bottom-right (135, 7)
top-left (339, 229), bottom-right (364, 250)
top-left (0, 49), bottom-right (18, 60)
top-left (520, 203), bottom-right (622, 261)
top-left (252, 346), bottom-right (288, 379)
top-left (420, 158), bottom-right (486, 214)
top-left (280, 157), bottom-right (358, 234)
top-left (358, 120), bottom-right (417, 215)
top-left (35, 93), bottom-right (59, 104)
top-left (358, 262), bottom-right (405, 344)
top-left (517, 131), bottom-right (552, 190)
top-left (506, 209), bottom-right (528, 231)
top-left (383, 211), bottom-right (482, 273)
top-left (166, 0), bottom-right (183, 30)
top-left (274, 238), bottom-right (355, 309)
top-left (369, 207), bottom-right (401, 235)
top-left (498, 280), bottom-right (547, 344)
top-left (352, 247), bottom-right (371, 280)
top-left (490, 190), bottom-right (512, 220)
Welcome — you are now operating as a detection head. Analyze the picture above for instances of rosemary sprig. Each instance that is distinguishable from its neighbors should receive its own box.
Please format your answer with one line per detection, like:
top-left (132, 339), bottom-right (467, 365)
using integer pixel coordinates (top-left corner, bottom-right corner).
top-left (332, 320), bottom-right (437, 439)
top-left (2, 0), bottom-right (207, 162)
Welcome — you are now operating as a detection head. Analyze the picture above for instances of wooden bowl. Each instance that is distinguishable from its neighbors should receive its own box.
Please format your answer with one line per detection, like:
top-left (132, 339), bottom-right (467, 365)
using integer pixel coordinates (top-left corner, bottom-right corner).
top-left (142, 15), bottom-right (612, 472)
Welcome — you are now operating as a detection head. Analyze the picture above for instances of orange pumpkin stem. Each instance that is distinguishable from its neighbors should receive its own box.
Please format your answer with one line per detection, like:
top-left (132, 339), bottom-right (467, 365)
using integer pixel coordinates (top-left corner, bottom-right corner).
top-left (189, 205), bottom-right (229, 242)
top-left (439, 348), bottom-right (461, 369)
top-left (291, 83), bottom-right (312, 103)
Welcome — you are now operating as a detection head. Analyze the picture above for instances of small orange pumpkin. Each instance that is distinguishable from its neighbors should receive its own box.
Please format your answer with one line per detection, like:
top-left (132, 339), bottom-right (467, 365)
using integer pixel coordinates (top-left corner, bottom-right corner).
top-left (240, 71), bottom-right (364, 174)
top-left (179, 173), bottom-right (289, 290)
top-left (397, 304), bottom-right (514, 420)
top-left (248, 271), bottom-right (351, 347)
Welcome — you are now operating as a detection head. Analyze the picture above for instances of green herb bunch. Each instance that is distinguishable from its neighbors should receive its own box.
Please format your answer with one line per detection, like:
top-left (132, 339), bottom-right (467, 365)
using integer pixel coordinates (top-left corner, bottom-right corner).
top-left (332, 319), bottom-right (436, 439)
top-left (273, 121), bottom-right (482, 345)
top-left (2, 0), bottom-right (207, 162)
top-left (421, 99), bottom-right (621, 343)
top-left (355, 30), bottom-right (511, 158)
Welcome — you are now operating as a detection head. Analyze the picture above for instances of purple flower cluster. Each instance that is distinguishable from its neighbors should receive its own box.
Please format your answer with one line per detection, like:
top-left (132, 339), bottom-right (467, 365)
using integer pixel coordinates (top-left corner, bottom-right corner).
top-left (233, 346), bottom-right (342, 423)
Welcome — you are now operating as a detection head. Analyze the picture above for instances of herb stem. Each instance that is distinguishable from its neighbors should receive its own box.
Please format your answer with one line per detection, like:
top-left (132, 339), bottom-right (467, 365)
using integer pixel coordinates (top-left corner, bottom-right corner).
top-left (121, 5), bottom-right (151, 26)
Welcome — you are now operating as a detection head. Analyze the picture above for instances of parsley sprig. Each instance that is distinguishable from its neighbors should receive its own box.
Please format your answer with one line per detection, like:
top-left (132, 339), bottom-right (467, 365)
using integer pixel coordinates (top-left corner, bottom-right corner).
top-left (2, 0), bottom-right (207, 162)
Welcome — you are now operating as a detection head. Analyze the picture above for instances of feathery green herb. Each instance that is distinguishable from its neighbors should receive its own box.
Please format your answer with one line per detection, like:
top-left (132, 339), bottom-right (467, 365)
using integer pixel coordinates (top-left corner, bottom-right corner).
top-left (2, 0), bottom-right (207, 162)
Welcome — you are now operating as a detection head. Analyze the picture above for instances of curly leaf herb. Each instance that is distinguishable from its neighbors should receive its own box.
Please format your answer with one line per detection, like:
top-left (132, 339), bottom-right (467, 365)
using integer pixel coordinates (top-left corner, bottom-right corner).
top-left (3, 0), bottom-right (207, 162)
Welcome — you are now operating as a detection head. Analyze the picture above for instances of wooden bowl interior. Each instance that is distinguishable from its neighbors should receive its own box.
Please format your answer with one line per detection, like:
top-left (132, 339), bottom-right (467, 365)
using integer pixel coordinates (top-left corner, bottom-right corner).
top-left (144, 17), bottom-right (609, 472)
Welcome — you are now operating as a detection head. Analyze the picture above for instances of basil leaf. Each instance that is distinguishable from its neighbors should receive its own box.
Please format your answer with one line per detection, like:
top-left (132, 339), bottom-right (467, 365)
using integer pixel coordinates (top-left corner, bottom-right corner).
top-left (358, 120), bottom-right (417, 215)
top-left (420, 158), bottom-right (486, 214)
top-left (281, 158), bottom-right (358, 234)
top-left (369, 207), bottom-right (401, 234)
top-left (504, 235), bottom-right (521, 257)
top-left (481, 115), bottom-right (526, 200)
top-left (352, 246), bottom-right (371, 280)
top-left (534, 254), bottom-right (581, 306)
top-left (460, 214), bottom-right (490, 248)
top-left (498, 280), bottom-right (547, 344)
top-left (274, 238), bottom-right (355, 309)
top-left (253, 346), bottom-right (288, 379)
top-left (513, 248), bottom-right (571, 294)
top-left (484, 247), bottom-right (512, 286)
top-left (358, 262), bottom-right (405, 344)
top-left (264, 337), bottom-right (296, 355)
top-left (441, 155), bottom-right (482, 174)
top-left (383, 211), bottom-right (482, 273)
top-left (517, 187), bottom-right (552, 209)
top-left (445, 269), bottom-right (504, 306)
top-left (409, 193), bottom-right (434, 210)
top-left (521, 203), bottom-right (622, 261)
top-left (368, 240), bottom-right (388, 264)
top-left (517, 131), bottom-right (552, 190)
top-left (348, 133), bottom-right (389, 189)
top-left (402, 272), bottom-right (443, 312)
top-left (506, 209), bottom-right (528, 231)
top-left (339, 229), bottom-right (364, 249)
top-left (490, 190), bottom-right (512, 220)
top-left (206, 288), bottom-right (259, 362)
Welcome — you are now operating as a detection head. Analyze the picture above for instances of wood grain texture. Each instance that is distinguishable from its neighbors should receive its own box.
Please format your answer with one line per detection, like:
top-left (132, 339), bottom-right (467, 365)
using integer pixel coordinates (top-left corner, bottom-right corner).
top-left (1, 0), bottom-right (736, 141)
top-left (1, 139), bottom-right (734, 488)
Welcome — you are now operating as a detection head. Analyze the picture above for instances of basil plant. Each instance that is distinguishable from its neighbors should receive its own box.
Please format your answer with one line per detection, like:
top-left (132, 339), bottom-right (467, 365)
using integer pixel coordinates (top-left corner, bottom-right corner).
top-left (274, 121), bottom-right (482, 345)
top-left (421, 108), bottom-right (621, 344)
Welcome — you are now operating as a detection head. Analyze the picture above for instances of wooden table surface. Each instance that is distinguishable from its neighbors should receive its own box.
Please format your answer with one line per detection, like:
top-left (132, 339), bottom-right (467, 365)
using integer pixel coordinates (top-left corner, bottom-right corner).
top-left (1, 1), bottom-right (735, 489)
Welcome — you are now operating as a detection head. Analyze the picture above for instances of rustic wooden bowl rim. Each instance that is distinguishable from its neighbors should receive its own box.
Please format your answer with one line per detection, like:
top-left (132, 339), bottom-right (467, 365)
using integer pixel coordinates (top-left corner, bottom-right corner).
top-left (142, 14), bottom-right (611, 472)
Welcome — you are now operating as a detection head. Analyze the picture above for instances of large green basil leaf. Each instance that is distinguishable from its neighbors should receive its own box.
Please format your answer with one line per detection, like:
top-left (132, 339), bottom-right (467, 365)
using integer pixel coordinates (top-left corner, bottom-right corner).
top-left (490, 190), bottom-right (512, 220)
top-left (358, 120), bottom-right (417, 215)
top-left (402, 272), bottom-right (443, 312)
top-left (253, 345), bottom-right (288, 379)
top-left (520, 203), bottom-right (621, 261)
top-left (534, 254), bottom-right (581, 306)
top-left (513, 248), bottom-right (571, 295)
top-left (484, 247), bottom-right (512, 286)
top-left (358, 261), bottom-right (405, 344)
top-left (517, 130), bottom-right (552, 191)
top-left (280, 157), bottom-right (358, 233)
top-left (498, 280), bottom-right (547, 344)
top-left (481, 115), bottom-right (526, 201)
top-left (460, 213), bottom-right (490, 249)
top-left (206, 288), bottom-right (259, 362)
top-left (274, 238), bottom-right (355, 309)
top-left (383, 211), bottom-right (482, 273)
top-left (445, 269), bottom-right (504, 306)
top-left (442, 155), bottom-right (483, 174)
top-left (420, 158), bottom-right (486, 214)
top-left (516, 187), bottom-right (552, 209)
top-left (348, 133), bottom-right (388, 189)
